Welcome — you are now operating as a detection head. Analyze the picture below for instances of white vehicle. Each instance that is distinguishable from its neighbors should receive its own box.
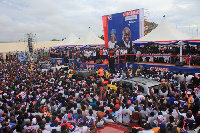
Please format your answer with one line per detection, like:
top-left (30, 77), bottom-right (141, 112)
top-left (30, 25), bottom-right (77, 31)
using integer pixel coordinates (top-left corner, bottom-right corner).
top-left (122, 77), bottom-right (161, 95)
top-left (51, 65), bottom-right (69, 73)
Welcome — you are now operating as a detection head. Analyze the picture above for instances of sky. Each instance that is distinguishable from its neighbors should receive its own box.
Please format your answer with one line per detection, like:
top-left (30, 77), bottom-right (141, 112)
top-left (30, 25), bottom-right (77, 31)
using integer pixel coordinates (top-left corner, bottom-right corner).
top-left (0, 0), bottom-right (199, 42)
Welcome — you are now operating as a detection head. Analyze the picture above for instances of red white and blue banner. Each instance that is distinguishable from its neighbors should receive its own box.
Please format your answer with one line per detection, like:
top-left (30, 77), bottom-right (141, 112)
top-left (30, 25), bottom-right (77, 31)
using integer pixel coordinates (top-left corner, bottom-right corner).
top-left (132, 40), bottom-right (179, 45)
top-left (183, 40), bottom-right (200, 44)
top-left (102, 9), bottom-right (144, 48)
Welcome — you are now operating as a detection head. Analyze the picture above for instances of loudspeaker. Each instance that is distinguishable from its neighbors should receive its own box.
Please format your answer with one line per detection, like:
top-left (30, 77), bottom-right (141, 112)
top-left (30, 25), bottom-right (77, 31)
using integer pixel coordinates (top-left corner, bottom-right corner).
top-left (130, 55), bottom-right (135, 63)
top-left (109, 57), bottom-right (115, 69)
top-left (175, 61), bottom-right (184, 67)
top-left (119, 59), bottom-right (125, 63)
top-left (96, 59), bottom-right (103, 64)
top-left (64, 56), bottom-right (69, 63)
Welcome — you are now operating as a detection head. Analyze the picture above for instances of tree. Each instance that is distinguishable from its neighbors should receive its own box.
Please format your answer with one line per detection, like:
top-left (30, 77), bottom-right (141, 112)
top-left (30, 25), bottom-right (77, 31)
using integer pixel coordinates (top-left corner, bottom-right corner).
top-left (51, 39), bottom-right (59, 41)
top-left (144, 20), bottom-right (158, 35)
top-left (99, 35), bottom-right (104, 40)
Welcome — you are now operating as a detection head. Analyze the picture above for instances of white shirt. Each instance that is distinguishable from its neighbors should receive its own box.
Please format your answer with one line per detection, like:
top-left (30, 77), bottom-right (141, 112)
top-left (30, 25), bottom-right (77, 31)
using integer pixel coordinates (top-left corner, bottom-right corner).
top-left (115, 107), bottom-right (123, 123)
top-left (51, 126), bottom-right (61, 132)
top-left (78, 126), bottom-right (90, 133)
top-left (105, 118), bottom-right (114, 123)
top-left (93, 51), bottom-right (96, 56)
top-left (103, 49), bottom-right (107, 55)
top-left (116, 50), bottom-right (119, 55)
top-left (122, 108), bottom-right (132, 123)
top-left (139, 130), bottom-right (154, 133)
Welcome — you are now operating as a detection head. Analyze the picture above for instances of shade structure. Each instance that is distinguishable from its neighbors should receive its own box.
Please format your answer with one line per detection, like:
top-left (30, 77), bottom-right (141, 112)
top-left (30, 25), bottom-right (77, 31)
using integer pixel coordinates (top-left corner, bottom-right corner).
top-left (184, 34), bottom-right (200, 44)
top-left (0, 41), bottom-right (61, 53)
top-left (134, 17), bottom-right (190, 44)
top-left (53, 33), bottom-right (79, 48)
top-left (71, 30), bottom-right (105, 47)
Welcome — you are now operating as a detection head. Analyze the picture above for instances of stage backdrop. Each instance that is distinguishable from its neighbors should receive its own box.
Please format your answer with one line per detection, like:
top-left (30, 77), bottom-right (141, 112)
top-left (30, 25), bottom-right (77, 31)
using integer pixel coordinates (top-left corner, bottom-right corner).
top-left (102, 8), bottom-right (144, 48)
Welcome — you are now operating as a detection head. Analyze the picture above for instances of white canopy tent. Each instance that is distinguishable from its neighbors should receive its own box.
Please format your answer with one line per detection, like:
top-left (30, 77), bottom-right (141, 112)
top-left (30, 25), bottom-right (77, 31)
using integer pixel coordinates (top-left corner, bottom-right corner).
top-left (53, 32), bottom-right (79, 47)
top-left (134, 17), bottom-right (192, 63)
top-left (134, 17), bottom-right (190, 43)
top-left (192, 35), bottom-right (200, 40)
top-left (183, 34), bottom-right (200, 44)
top-left (71, 30), bottom-right (105, 47)
top-left (0, 41), bottom-right (60, 53)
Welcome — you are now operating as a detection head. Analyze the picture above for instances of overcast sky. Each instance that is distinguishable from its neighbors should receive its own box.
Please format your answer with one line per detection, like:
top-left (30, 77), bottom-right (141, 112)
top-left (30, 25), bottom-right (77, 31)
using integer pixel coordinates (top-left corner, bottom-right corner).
top-left (0, 0), bottom-right (199, 42)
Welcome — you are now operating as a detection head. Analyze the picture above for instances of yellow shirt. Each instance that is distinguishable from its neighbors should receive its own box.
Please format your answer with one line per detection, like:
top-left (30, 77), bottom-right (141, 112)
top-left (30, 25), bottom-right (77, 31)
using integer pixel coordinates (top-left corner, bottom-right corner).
top-left (106, 71), bottom-right (109, 79)
top-left (109, 84), bottom-right (117, 93)
top-left (69, 74), bottom-right (73, 77)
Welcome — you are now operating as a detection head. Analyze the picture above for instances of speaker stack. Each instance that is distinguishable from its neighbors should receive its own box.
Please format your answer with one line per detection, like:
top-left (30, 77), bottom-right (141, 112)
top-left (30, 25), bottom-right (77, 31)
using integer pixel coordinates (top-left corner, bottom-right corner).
top-left (175, 61), bottom-right (184, 67)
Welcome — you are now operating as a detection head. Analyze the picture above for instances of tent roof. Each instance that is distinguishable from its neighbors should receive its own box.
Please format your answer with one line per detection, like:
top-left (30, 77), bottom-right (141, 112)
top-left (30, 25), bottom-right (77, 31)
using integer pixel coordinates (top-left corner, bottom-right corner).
top-left (54, 33), bottom-right (79, 47)
top-left (71, 30), bottom-right (105, 46)
top-left (184, 34), bottom-right (200, 44)
top-left (192, 35), bottom-right (200, 40)
top-left (135, 17), bottom-right (190, 42)
top-left (0, 41), bottom-right (60, 53)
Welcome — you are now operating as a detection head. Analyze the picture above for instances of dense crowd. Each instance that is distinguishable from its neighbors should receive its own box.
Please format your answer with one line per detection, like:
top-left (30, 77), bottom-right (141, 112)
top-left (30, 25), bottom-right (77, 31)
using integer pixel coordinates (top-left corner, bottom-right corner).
top-left (0, 49), bottom-right (200, 133)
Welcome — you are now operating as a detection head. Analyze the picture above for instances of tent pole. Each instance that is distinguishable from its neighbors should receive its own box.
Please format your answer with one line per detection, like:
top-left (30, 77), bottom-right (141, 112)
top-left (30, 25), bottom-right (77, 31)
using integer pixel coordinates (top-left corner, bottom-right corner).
top-left (179, 40), bottom-right (183, 63)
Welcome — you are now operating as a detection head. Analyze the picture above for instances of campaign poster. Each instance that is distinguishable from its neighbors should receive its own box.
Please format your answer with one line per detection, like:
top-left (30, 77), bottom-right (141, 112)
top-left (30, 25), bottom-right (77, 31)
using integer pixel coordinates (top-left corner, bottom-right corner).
top-left (102, 8), bottom-right (144, 48)
top-left (18, 52), bottom-right (26, 62)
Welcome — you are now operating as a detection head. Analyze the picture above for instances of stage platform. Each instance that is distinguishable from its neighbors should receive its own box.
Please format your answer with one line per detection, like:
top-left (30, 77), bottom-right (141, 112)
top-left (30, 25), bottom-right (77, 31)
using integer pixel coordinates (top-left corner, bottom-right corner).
top-left (50, 57), bottom-right (200, 74)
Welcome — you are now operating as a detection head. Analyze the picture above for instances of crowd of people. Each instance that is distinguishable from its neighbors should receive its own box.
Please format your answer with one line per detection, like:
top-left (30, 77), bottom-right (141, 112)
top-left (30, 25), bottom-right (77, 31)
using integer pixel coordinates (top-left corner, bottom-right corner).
top-left (0, 48), bottom-right (200, 133)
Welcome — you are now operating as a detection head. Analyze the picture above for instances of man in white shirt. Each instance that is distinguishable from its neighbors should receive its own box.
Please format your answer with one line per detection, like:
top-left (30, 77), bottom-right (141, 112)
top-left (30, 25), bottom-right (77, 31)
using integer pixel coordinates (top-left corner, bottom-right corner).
top-left (115, 104), bottom-right (123, 123)
top-left (122, 104), bottom-right (132, 123)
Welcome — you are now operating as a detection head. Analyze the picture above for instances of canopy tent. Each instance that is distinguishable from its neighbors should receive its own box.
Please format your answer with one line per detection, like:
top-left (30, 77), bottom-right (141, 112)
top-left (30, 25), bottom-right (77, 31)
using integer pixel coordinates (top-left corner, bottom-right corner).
top-left (184, 34), bottom-right (200, 44)
top-left (133, 17), bottom-right (190, 45)
top-left (71, 30), bottom-right (105, 47)
top-left (0, 41), bottom-right (61, 53)
top-left (53, 33), bottom-right (79, 48)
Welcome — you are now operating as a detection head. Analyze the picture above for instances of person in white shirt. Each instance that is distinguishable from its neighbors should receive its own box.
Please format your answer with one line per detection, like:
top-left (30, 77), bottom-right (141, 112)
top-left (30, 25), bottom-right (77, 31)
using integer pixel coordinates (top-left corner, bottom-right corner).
top-left (103, 48), bottom-right (108, 60)
top-left (108, 29), bottom-right (117, 48)
top-left (115, 104), bottom-right (123, 123)
top-left (186, 73), bottom-right (194, 85)
top-left (51, 120), bottom-right (61, 132)
top-left (115, 49), bottom-right (119, 56)
top-left (104, 114), bottom-right (114, 123)
top-left (122, 104), bottom-right (132, 123)
top-left (92, 49), bottom-right (96, 63)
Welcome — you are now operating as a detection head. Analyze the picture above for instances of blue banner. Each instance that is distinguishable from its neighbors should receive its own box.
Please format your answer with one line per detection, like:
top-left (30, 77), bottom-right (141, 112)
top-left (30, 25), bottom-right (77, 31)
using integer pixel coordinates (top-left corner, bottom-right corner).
top-left (106, 9), bottom-right (144, 48)
top-left (18, 53), bottom-right (26, 62)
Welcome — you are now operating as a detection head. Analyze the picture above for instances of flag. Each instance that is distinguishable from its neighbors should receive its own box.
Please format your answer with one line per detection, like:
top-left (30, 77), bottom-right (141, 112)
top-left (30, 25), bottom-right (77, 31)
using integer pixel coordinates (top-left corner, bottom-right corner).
top-left (35, 97), bottom-right (39, 101)
top-left (108, 15), bottom-right (112, 20)
top-left (58, 103), bottom-right (62, 108)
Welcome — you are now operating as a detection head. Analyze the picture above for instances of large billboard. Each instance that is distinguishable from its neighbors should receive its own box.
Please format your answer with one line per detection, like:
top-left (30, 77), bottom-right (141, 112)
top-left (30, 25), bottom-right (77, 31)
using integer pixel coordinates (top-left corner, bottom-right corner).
top-left (102, 8), bottom-right (144, 48)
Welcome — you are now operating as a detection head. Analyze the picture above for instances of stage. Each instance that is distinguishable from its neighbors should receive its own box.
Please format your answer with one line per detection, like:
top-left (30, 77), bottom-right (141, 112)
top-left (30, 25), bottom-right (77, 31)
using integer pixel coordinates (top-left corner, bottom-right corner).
top-left (50, 57), bottom-right (200, 74)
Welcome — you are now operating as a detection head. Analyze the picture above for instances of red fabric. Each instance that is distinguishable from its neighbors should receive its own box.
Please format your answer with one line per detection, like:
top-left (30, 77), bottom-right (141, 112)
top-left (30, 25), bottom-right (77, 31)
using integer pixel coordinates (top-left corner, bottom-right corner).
top-left (115, 104), bottom-right (120, 110)
top-left (102, 15), bottom-right (108, 48)
top-left (102, 81), bottom-right (109, 84)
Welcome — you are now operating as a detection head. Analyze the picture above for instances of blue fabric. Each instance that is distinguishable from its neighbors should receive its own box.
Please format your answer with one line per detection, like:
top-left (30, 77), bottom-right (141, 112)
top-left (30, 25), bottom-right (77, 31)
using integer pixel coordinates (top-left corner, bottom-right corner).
top-left (168, 97), bottom-right (176, 106)
top-left (90, 101), bottom-right (96, 106)
top-left (158, 122), bottom-right (165, 128)
top-left (127, 63), bottom-right (200, 74)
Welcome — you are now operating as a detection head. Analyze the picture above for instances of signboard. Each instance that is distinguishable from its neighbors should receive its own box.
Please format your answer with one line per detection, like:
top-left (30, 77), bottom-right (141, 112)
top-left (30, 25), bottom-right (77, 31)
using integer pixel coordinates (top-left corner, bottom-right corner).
top-left (18, 52), bottom-right (26, 62)
top-left (150, 67), bottom-right (169, 72)
top-left (102, 8), bottom-right (144, 48)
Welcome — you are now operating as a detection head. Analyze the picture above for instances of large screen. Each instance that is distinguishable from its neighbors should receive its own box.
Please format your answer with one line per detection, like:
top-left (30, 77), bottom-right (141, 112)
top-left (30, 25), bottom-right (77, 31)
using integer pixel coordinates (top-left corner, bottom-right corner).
top-left (102, 8), bottom-right (144, 48)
